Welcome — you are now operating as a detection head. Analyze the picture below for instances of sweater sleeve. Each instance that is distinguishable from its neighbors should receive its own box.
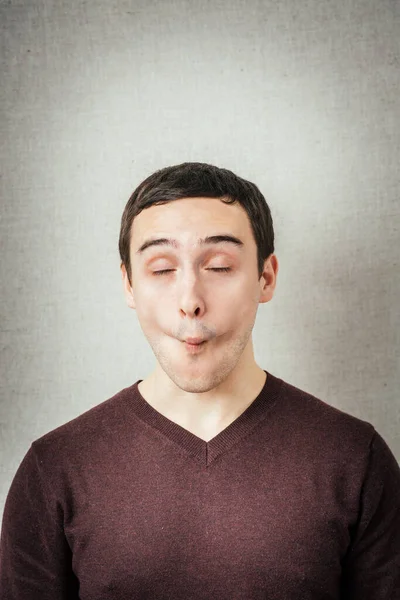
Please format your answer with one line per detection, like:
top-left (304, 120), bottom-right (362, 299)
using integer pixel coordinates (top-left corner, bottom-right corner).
top-left (341, 430), bottom-right (400, 599)
top-left (0, 444), bottom-right (80, 599)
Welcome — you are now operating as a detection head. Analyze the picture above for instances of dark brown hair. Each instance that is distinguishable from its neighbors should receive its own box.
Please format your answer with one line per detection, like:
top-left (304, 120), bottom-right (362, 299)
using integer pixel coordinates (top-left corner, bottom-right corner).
top-left (119, 162), bottom-right (275, 284)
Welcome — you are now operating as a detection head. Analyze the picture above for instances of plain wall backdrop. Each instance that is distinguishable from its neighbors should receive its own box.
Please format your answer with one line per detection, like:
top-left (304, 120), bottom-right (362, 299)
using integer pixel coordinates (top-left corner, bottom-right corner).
top-left (1, 0), bottom-right (399, 519)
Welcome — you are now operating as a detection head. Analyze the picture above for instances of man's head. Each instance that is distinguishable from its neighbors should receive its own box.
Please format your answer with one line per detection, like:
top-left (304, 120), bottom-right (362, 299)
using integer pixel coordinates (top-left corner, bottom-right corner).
top-left (119, 162), bottom-right (278, 392)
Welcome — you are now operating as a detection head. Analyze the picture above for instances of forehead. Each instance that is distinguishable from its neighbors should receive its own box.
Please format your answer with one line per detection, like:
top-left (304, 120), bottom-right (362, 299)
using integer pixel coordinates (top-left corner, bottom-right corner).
top-left (130, 197), bottom-right (253, 253)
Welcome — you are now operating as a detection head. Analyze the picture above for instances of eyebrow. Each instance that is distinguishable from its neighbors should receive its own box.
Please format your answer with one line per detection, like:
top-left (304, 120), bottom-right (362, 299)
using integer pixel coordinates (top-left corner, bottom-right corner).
top-left (136, 234), bottom-right (245, 255)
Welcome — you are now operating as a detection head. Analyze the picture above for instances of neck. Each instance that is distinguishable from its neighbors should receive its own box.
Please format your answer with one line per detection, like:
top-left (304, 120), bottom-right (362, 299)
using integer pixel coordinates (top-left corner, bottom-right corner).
top-left (138, 356), bottom-right (267, 441)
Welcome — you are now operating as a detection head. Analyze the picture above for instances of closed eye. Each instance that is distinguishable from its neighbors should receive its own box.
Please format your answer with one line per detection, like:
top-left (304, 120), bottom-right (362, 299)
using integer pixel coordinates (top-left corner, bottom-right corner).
top-left (152, 268), bottom-right (231, 276)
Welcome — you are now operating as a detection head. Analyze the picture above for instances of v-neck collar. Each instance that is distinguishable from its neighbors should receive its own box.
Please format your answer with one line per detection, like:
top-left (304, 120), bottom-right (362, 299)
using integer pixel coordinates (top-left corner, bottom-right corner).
top-left (127, 370), bottom-right (283, 466)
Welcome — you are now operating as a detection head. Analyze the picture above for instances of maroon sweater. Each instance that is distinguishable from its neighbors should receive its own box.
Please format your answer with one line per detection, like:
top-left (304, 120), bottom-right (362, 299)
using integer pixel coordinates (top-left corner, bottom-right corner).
top-left (1, 371), bottom-right (400, 599)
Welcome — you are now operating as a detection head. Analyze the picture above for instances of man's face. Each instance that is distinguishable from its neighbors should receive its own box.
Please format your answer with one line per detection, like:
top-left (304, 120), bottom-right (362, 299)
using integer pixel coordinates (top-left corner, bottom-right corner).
top-left (122, 197), bottom-right (277, 393)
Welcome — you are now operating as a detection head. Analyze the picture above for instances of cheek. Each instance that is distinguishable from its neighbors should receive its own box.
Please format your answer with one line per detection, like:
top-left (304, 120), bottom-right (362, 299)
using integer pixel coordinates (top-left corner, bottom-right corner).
top-left (214, 283), bottom-right (258, 326)
top-left (219, 275), bottom-right (256, 304)
top-left (134, 275), bottom-right (257, 325)
top-left (134, 288), bottom-right (159, 325)
top-left (136, 295), bottom-right (173, 336)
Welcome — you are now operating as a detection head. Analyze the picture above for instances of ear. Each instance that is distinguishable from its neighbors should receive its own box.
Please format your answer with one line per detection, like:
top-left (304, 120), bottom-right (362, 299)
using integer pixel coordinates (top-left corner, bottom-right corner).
top-left (259, 254), bottom-right (279, 304)
top-left (121, 263), bottom-right (136, 310)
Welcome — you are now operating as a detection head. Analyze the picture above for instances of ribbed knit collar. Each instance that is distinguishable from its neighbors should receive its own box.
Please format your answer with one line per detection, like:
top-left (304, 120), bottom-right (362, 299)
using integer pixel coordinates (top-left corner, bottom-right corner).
top-left (128, 370), bottom-right (283, 466)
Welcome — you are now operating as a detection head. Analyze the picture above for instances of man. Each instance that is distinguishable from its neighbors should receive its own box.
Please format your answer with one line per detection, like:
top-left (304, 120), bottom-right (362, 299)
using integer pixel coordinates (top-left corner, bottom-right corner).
top-left (0, 162), bottom-right (399, 599)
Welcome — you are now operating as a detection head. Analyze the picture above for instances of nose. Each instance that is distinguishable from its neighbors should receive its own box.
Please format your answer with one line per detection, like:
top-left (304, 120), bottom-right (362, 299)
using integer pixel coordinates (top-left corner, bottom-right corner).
top-left (178, 274), bottom-right (206, 319)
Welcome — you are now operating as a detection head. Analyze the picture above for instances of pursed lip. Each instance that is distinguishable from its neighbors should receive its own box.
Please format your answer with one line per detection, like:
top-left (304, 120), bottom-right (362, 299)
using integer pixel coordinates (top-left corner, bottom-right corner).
top-left (184, 337), bottom-right (207, 345)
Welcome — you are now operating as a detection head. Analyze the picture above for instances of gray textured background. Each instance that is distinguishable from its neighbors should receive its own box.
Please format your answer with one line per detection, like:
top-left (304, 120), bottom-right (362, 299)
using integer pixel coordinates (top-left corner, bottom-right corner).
top-left (1, 0), bottom-right (399, 519)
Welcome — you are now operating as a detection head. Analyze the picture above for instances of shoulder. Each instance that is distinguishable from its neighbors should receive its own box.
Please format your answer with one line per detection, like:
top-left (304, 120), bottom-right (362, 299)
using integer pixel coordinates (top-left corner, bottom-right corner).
top-left (271, 375), bottom-right (400, 499)
top-left (30, 382), bottom-right (138, 462)
top-left (274, 375), bottom-right (377, 456)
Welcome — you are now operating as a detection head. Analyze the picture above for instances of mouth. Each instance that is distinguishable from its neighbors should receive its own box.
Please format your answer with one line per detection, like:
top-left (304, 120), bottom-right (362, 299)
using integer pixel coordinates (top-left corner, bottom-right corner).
top-left (182, 339), bottom-right (208, 353)
top-left (184, 340), bottom-right (206, 345)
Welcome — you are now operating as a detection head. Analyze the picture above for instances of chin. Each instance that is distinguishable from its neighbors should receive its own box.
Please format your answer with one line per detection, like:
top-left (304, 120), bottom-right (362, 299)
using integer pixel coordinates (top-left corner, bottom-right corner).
top-left (173, 376), bottom-right (219, 394)
top-left (168, 360), bottom-right (236, 394)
